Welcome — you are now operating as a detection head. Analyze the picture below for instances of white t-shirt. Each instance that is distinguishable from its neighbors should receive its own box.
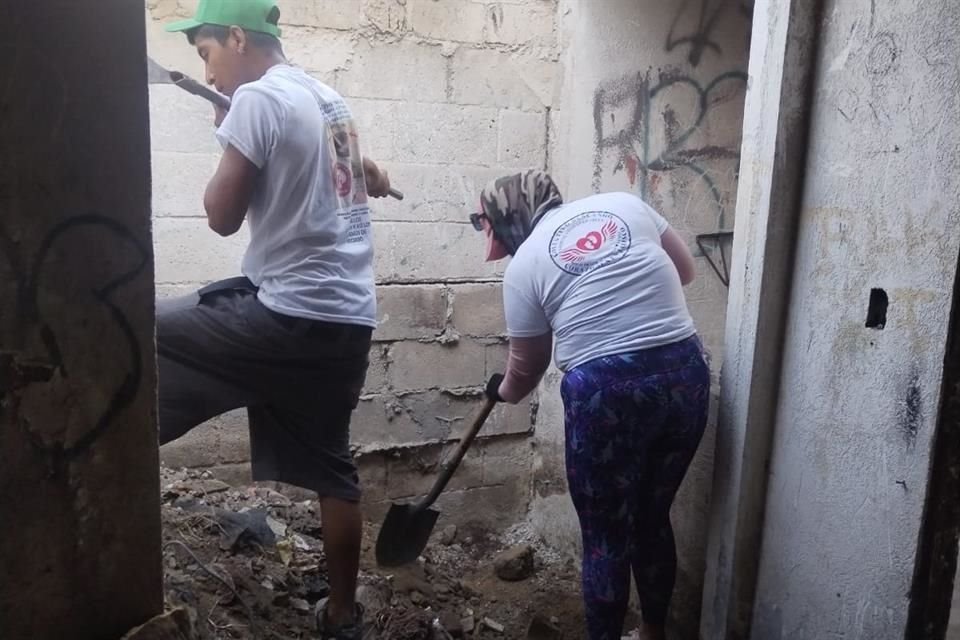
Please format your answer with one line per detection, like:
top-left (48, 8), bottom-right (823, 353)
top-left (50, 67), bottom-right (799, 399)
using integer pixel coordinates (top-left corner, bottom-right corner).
top-left (215, 64), bottom-right (376, 328)
top-left (503, 192), bottom-right (696, 371)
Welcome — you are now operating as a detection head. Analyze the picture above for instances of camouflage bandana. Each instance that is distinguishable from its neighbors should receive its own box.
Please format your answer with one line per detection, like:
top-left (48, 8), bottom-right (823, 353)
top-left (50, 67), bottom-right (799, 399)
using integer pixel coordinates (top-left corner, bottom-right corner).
top-left (479, 170), bottom-right (563, 255)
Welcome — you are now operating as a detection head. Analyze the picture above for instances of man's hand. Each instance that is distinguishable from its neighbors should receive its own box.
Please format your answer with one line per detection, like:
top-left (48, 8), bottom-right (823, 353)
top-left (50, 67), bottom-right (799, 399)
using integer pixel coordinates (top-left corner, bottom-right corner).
top-left (214, 104), bottom-right (228, 128)
top-left (362, 157), bottom-right (391, 198)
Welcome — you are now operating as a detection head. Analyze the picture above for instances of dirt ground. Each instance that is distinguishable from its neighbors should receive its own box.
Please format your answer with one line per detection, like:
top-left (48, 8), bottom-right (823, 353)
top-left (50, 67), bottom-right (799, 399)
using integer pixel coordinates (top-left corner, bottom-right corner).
top-left (159, 467), bottom-right (636, 639)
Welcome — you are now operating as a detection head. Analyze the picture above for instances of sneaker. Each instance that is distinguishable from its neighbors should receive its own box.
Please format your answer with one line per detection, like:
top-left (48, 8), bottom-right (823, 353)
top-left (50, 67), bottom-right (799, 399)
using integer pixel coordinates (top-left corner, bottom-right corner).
top-left (316, 598), bottom-right (372, 640)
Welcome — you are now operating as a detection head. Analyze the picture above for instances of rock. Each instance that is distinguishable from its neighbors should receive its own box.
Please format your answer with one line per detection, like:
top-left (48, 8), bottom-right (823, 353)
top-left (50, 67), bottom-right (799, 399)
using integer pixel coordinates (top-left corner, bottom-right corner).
top-left (440, 524), bottom-right (458, 546)
top-left (483, 617), bottom-right (505, 634)
top-left (493, 544), bottom-right (535, 582)
top-left (460, 615), bottom-right (475, 634)
top-left (356, 582), bottom-right (391, 615)
top-left (121, 608), bottom-right (195, 640)
top-left (290, 597), bottom-right (311, 613)
top-left (410, 590), bottom-right (425, 605)
top-left (439, 611), bottom-right (464, 637)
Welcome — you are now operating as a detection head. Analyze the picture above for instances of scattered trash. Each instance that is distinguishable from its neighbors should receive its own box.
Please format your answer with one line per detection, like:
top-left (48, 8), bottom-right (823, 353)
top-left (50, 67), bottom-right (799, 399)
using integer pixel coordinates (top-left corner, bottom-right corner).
top-left (483, 616), bottom-right (506, 633)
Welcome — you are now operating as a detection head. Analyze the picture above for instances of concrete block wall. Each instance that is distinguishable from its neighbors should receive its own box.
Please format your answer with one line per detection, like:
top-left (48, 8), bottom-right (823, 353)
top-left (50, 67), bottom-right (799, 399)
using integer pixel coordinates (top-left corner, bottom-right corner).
top-left (146, 1), bottom-right (561, 510)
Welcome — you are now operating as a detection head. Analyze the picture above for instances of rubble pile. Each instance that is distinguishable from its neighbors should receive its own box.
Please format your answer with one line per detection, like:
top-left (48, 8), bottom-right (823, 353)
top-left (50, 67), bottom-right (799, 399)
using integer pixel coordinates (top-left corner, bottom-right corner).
top-left (158, 468), bottom-right (592, 639)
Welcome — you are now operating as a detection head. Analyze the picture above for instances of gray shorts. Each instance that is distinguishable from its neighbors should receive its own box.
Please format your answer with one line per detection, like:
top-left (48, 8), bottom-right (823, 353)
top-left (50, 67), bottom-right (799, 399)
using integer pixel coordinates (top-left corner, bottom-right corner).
top-left (157, 277), bottom-right (371, 501)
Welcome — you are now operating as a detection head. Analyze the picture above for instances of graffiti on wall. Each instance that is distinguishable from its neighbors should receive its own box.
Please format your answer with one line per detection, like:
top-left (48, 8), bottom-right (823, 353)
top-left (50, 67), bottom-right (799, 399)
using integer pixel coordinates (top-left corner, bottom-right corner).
top-left (593, 68), bottom-right (747, 225)
top-left (0, 214), bottom-right (148, 471)
top-left (666, 0), bottom-right (754, 67)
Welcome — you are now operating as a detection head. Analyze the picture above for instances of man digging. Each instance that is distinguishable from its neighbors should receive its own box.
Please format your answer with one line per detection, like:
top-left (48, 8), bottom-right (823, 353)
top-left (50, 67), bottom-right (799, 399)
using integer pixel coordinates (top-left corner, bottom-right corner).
top-left (157, 1), bottom-right (389, 637)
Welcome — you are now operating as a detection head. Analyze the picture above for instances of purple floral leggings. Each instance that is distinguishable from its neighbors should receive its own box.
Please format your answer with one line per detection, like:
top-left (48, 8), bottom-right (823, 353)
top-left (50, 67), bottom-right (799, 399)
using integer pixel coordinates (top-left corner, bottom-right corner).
top-left (561, 336), bottom-right (710, 640)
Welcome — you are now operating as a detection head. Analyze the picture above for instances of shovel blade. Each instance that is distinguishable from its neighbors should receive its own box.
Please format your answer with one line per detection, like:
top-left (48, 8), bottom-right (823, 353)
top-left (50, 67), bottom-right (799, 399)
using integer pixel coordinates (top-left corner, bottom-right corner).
top-left (375, 502), bottom-right (440, 567)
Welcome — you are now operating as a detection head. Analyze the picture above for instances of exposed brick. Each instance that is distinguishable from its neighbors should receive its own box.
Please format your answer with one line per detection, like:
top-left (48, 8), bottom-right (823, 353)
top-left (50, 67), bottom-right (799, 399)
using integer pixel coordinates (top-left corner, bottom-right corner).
top-left (340, 39), bottom-right (447, 103)
top-left (432, 484), bottom-right (529, 529)
top-left (281, 0), bottom-right (363, 30)
top-left (450, 48), bottom-right (558, 110)
top-left (284, 28), bottom-right (356, 84)
top-left (364, 345), bottom-right (390, 393)
top-left (388, 341), bottom-right (487, 391)
top-left (451, 283), bottom-right (505, 336)
top-left (374, 285), bottom-right (447, 342)
top-left (159, 426), bottom-right (219, 469)
top-left (481, 436), bottom-right (534, 486)
top-left (362, 0), bottom-right (410, 32)
top-left (352, 395), bottom-right (421, 447)
top-left (409, 0), bottom-right (486, 43)
top-left (484, 2), bottom-right (557, 47)
top-left (152, 217), bottom-right (249, 285)
top-left (498, 109), bottom-right (547, 166)
top-left (383, 443), bottom-right (484, 499)
top-left (394, 103), bottom-right (499, 165)
top-left (370, 163), bottom-right (522, 223)
top-left (373, 222), bottom-right (502, 282)
top-left (149, 86), bottom-right (221, 154)
top-left (349, 98), bottom-right (399, 162)
top-left (357, 455), bottom-right (388, 503)
top-left (400, 390), bottom-right (481, 441)
top-left (151, 151), bottom-right (218, 217)
top-left (486, 395), bottom-right (536, 436)
top-left (485, 342), bottom-right (508, 376)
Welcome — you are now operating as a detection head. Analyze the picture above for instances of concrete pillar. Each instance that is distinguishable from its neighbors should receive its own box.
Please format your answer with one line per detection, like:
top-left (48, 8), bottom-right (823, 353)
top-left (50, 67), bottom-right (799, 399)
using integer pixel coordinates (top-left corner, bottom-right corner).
top-left (0, 3), bottom-right (162, 638)
top-left (699, 1), bottom-right (822, 638)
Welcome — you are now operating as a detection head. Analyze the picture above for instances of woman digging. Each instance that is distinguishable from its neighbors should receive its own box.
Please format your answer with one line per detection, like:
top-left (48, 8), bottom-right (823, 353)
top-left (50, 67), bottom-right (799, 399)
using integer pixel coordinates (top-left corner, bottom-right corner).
top-left (472, 171), bottom-right (710, 640)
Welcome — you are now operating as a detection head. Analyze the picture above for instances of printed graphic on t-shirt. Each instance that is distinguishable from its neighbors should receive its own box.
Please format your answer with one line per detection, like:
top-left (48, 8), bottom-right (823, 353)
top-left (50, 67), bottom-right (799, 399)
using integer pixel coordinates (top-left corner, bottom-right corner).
top-left (549, 211), bottom-right (631, 276)
top-left (327, 119), bottom-right (371, 245)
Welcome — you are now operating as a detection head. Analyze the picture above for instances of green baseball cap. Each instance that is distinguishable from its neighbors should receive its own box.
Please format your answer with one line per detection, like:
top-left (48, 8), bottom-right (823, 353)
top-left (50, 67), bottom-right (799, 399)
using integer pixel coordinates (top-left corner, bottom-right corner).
top-left (165, 0), bottom-right (282, 38)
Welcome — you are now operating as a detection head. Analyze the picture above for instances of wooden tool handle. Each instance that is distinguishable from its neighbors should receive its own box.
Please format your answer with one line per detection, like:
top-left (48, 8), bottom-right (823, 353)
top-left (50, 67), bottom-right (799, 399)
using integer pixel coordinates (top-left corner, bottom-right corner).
top-left (388, 187), bottom-right (404, 201)
top-left (418, 398), bottom-right (496, 511)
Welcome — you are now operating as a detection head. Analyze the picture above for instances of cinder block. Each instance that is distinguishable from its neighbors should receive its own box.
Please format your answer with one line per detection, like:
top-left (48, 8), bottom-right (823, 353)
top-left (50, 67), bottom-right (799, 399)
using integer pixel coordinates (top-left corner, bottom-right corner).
top-left (484, 2), bottom-right (557, 47)
top-left (340, 39), bottom-right (447, 103)
top-left (349, 98), bottom-right (399, 162)
top-left (410, 0), bottom-right (486, 42)
top-left (400, 390), bottom-right (483, 441)
top-left (151, 151), bottom-right (218, 217)
top-left (284, 28), bottom-right (356, 84)
top-left (498, 109), bottom-right (547, 166)
top-left (450, 48), bottom-right (558, 110)
top-left (357, 455), bottom-right (388, 503)
top-left (383, 443), bottom-right (484, 499)
top-left (361, 0), bottom-right (410, 32)
top-left (451, 283), bottom-right (505, 336)
top-left (394, 102), bottom-right (499, 165)
top-left (485, 342), bottom-right (508, 376)
top-left (281, 0), bottom-right (363, 30)
top-left (159, 425), bottom-right (219, 469)
top-left (389, 340), bottom-right (487, 391)
top-left (364, 345), bottom-right (390, 393)
top-left (374, 285), bottom-right (447, 342)
top-left (373, 222), bottom-right (502, 282)
top-left (432, 484), bottom-right (530, 530)
top-left (149, 85), bottom-right (221, 154)
top-left (152, 217), bottom-right (249, 285)
top-left (481, 435), bottom-right (534, 486)
top-left (486, 395), bottom-right (536, 436)
top-left (369, 163), bottom-right (521, 223)
top-left (351, 395), bottom-right (422, 448)
top-left (207, 463), bottom-right (253, 486)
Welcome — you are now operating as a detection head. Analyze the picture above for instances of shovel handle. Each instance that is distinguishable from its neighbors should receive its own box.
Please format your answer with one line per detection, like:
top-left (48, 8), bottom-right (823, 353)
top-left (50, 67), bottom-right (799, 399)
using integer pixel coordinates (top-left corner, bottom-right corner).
top-left (170, 72), bottom-right (232, 111)
top-left (417, 397), bottom-right (496, 511)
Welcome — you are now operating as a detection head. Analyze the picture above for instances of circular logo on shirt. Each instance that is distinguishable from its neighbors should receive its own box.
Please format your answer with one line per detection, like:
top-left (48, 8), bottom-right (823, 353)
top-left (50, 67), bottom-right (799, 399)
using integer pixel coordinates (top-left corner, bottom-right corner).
top-left (334, 161), bottom-right (352, 198)
top-left (548, 211), bottom-right (631, 276)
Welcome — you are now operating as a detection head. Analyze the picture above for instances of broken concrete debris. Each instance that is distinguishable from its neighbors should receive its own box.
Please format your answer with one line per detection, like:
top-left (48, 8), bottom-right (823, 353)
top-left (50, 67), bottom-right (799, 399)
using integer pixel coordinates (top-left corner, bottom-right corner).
top-left (493, 544), bottom-right (535, 581)
top-left (159, 467), bottom-right (584, 639)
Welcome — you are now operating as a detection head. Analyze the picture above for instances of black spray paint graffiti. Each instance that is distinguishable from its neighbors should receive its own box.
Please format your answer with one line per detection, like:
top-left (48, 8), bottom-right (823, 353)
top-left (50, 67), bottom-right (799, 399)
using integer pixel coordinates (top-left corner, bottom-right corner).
top-left (0, 214), bottom-right (148, 471)
top-left (666, 0), bottom-right (755, 67)
top-left (593, 68), bottom-right (747, 285)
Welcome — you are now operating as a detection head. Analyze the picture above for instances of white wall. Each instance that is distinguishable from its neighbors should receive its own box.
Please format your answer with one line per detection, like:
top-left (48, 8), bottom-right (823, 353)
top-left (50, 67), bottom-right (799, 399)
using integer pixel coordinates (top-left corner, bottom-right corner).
top-left (529, 1), bottom-right (750, 637)
top-left (748, 0), bottom-right (960, 636)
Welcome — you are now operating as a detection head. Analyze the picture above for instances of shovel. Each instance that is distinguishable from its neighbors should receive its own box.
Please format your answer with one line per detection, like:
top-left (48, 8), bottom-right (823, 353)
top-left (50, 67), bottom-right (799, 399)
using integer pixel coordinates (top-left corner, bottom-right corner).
top-left (375, 397), bottom-right (496, 567)
top-left (146, 56), bottom-right (404, 201)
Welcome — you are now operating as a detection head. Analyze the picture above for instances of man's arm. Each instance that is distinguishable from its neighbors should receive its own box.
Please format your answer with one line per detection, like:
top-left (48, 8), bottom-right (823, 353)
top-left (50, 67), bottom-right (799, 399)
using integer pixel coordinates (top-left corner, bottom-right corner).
top-left (204, 144), bottom-right (259, 237)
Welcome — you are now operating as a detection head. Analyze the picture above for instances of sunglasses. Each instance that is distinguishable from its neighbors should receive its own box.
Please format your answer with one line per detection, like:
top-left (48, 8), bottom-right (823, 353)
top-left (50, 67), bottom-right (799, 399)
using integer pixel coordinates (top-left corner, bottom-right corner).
top-left (469, 212), bottom-right (487, 232)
